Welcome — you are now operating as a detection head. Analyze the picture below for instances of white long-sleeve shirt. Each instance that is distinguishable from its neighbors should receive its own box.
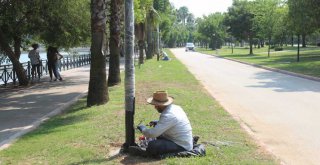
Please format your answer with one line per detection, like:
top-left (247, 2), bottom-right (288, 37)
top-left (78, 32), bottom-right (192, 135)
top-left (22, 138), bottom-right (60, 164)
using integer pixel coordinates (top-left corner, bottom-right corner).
top-left (28, 49), bottom-right (40, 65)
top-left (141, 104), bottom-right (193, 151)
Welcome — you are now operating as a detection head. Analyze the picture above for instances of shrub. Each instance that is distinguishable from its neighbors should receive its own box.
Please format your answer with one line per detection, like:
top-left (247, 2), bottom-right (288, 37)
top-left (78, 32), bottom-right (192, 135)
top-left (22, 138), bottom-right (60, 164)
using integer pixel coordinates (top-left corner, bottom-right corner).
top-left (274, 47), bottom-right (283, 51)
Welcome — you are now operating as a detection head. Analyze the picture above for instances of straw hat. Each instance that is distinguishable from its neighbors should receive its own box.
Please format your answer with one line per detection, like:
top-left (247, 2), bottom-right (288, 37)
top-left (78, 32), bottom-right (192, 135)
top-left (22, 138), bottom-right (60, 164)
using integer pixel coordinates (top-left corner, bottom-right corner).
top-left (147, 91), bottom-right (173, 106)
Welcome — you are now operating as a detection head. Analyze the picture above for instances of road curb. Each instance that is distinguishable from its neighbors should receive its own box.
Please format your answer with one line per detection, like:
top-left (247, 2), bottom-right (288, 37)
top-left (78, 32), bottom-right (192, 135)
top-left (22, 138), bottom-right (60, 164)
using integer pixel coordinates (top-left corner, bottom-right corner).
top-left (0, 90), bottom-right (88, 151)
top-left (201, 52), bottom-right (320, 83)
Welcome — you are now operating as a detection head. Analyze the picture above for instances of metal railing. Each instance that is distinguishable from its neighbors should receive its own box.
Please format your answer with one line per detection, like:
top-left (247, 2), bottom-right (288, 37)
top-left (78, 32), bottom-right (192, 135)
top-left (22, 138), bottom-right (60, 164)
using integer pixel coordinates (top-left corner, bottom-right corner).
top-left (0, 54), bottom-right (91, 86)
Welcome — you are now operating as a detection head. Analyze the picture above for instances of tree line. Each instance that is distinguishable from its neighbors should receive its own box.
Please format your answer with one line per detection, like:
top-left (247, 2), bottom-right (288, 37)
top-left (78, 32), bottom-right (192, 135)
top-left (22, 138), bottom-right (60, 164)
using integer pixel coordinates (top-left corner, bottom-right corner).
top-left (192, 0), bottom-right (320, 60)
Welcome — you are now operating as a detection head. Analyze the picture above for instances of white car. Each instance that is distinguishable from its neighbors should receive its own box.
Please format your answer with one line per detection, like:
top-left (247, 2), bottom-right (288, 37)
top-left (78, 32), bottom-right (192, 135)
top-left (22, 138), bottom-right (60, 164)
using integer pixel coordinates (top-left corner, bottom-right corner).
top-left (185, 43), bottom-right (195, 51)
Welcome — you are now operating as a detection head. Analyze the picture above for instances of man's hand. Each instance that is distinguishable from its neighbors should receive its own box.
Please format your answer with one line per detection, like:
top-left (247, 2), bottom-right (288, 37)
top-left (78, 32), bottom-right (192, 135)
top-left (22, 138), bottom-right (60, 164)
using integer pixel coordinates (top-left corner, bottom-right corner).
top-left (148, 120), bottom-right (158, 127)
top-left (137, 124), bottom-right (147, 132)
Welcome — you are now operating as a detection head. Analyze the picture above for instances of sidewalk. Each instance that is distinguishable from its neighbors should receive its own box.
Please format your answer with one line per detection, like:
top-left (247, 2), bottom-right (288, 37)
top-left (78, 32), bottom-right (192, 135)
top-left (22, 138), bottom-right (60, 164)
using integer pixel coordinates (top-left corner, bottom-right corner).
top-left (0, 60), bottom-right (124, 150)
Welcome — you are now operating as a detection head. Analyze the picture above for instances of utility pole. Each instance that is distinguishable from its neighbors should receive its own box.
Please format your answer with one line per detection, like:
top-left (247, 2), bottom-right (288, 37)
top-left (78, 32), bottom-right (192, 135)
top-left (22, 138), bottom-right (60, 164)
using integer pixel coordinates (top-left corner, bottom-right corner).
top-left (123, 0), bottom-right (136, 151)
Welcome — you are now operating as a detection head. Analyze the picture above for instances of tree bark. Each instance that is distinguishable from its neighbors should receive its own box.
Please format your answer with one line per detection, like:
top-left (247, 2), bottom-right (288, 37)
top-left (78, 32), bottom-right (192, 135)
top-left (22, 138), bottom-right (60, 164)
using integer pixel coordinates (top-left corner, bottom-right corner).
top-left (302, 34), bottom-right (307, 48)
top-left (297, 34), bottom-right (300, 62)
top-left (14, 36), bottom-right (22, 59)
top-left (268, 37), bottom-right (271, 58)
top-left (108, 0), bottom-right (121, 86)
top-left (87, 0), bottom-right (109, 107)
top-left (146, 12), bottom-right (154, 59)
top-left (135, 23), bottom-right (145, 65)
top-left (249, 34), bottom-right (253, 55)
top-left (0, 29), bottom-right (28, 86)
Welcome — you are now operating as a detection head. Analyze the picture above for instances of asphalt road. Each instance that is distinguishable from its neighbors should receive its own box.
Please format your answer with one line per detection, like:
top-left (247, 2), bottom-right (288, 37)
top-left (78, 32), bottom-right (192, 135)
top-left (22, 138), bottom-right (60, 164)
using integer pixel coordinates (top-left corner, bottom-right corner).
top-left (172, 48), bottom-right (320, 165)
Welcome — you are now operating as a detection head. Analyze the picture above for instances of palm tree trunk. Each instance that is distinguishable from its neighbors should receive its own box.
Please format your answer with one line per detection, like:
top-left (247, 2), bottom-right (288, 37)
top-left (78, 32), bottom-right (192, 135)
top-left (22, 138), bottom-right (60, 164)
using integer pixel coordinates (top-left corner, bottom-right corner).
top-left (146, 12), bottom-right (153, 59)
top-left (87, 0), bottom-right (109, 107)
top-left (108, 0), bottom-right (121, 86)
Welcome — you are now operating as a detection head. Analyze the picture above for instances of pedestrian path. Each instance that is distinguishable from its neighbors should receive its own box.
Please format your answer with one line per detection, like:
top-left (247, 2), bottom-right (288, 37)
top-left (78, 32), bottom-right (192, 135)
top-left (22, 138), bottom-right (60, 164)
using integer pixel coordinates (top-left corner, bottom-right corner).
top-left (0, 57), bottom-right (125, 150)
top-left (0, 66), bottom-right (92, 150)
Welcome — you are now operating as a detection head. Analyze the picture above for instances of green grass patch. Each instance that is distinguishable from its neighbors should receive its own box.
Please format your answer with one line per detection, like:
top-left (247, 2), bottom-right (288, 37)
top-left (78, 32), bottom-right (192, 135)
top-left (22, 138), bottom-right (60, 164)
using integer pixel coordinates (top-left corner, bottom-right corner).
top-left (0, 50), bottom-right (278, 164)
top-left (198, 46), bottom-right (320, 78)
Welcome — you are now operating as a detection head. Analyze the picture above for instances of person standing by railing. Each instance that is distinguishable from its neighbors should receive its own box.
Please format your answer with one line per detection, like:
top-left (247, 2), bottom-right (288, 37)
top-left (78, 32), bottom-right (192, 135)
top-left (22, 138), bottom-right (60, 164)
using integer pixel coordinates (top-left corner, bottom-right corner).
top-left (28, 43), bottom-right (41, 82)
top-left (47, 46), bottom-right (63, 81)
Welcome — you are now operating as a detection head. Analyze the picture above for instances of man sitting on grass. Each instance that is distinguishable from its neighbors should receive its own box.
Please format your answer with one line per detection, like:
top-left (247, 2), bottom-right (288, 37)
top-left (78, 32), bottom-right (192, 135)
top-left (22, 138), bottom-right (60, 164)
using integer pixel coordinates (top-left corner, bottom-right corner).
top-left (129, 91), bottom-right (193, 157)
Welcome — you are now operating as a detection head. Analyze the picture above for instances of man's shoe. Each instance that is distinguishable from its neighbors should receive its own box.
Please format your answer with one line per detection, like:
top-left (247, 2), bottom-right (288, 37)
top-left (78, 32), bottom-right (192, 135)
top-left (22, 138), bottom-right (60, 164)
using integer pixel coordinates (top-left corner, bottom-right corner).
top-left (128, 146), bottom-right (147, 157)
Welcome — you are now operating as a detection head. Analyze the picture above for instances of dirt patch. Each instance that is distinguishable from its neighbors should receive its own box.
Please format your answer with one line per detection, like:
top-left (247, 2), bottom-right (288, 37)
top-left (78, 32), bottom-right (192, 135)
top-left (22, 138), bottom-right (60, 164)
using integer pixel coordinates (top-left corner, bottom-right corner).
top-left (107, 142), bottom-right (162, 165)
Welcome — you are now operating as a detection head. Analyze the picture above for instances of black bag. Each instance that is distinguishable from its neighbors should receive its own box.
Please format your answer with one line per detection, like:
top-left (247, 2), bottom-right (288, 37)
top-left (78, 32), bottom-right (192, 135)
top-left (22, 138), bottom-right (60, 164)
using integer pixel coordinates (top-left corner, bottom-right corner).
top-left (159, 144), bottom-right (206, 158)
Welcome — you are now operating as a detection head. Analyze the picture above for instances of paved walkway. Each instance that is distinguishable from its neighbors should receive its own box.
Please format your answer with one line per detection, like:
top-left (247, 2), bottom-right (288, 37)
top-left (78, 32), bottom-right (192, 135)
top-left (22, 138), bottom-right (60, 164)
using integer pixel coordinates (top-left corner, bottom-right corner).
top-left (0, 59), bottom-right (124, 150)
top-left (171, 48), bottom-right (320, 165)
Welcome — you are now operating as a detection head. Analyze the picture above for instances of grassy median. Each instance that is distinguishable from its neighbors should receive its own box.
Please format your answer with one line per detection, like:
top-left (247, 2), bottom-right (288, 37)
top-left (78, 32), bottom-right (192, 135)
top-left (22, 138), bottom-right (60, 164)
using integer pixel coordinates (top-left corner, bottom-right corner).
top-left (198, 46), bottom-right (320, 78)
top-left (0, 50), bottom-right (278, 164)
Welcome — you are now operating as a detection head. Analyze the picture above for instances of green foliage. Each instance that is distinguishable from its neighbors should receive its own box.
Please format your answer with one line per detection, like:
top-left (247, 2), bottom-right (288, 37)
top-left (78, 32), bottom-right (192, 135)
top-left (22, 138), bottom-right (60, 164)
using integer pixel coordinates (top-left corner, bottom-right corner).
top-left (287, 0), bottom-right (318, 35)
top-left (224, 0), bottom-right (255, 41)
top-left (39, 0), bottom-right (91, 48)
top-left (251, 0), bottom-right (281, 39)
top-left (196, 13), bottom-right (227, 49)
top-left (134, 0), bottom-right (153, 23)
top-left (0, 0), bottom-right (90, 50)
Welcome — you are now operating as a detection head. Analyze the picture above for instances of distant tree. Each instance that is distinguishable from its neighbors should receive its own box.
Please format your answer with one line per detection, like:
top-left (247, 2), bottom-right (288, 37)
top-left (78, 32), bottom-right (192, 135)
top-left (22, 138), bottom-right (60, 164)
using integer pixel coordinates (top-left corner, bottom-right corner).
top-left (224, 0), bottom-right (255, 54)
top-left (197, 13), bottom-right (226, 50)
top-left (251, 0), bottom-right (281, 57)
top-left (288, 0), bottom-right (318, 48)
top-left (177, 6), bottom-right (189, 26)
top-left (288, 0), bottom-right (318, 61)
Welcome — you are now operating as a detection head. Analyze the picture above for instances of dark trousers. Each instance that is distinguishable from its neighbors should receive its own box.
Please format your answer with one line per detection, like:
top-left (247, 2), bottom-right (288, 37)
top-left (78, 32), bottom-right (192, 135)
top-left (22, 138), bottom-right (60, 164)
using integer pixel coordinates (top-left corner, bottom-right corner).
top-left (31, 64), bottom-right (41, 78)
top-left (146, 138), bottom-right (186, 156)
top-left (48, 62), bottom-right (58, 80)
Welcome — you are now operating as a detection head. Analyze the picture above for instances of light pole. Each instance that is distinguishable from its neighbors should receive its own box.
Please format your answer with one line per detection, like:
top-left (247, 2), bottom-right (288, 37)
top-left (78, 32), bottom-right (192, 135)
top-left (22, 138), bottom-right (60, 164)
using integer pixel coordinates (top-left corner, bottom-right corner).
top-left (123, 0), bottom-right (136, 151)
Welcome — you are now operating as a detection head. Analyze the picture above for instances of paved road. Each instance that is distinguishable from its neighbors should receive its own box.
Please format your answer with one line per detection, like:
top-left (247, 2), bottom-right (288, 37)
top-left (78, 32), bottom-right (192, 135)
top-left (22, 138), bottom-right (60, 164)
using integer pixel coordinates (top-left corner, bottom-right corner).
top-left (172, 48), bottom-right (320, 165)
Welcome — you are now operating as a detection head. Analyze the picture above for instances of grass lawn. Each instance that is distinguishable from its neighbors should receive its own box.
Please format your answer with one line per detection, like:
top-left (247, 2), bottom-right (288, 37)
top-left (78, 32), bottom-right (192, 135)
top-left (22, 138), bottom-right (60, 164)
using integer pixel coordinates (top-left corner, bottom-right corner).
top-left (198, 46), bottom-right (320, 78)
top-left (0, 50), bottom-right (278, 165)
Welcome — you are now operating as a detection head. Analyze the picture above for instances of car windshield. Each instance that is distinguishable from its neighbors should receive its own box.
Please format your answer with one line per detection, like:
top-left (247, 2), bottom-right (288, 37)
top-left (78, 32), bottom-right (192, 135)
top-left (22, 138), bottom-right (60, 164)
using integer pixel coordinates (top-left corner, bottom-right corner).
top-left (186, 43), bottom-right (194, 47)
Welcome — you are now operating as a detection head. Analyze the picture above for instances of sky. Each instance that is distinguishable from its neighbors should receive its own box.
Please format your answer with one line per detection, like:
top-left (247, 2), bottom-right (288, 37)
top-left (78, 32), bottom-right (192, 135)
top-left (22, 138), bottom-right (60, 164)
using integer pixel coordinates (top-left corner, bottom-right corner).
top-left (169, 0), bottom-right (233, 18)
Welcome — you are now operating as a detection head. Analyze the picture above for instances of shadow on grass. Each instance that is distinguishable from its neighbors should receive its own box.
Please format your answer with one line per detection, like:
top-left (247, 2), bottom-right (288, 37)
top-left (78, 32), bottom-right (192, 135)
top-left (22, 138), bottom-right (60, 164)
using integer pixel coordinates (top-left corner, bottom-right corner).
top-left (68, 153), bottom-right (160, 165)
top-left (23, 111), bottom-right (89, 139)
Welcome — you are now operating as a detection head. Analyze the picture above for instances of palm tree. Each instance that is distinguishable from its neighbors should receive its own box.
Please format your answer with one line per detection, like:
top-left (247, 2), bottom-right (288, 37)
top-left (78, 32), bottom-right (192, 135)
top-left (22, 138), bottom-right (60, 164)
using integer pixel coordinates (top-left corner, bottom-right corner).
top-left (108, 0), bottom-right (122, 86)
top-left (87, 0), bottom-right (109, 106)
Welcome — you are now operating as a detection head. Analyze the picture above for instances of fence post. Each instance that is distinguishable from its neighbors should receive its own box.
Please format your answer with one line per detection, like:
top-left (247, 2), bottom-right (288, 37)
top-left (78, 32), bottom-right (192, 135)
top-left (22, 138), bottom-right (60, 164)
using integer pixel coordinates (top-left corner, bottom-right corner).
top-left (63, 58), bottom-right (66, 70)
top-left (39, 60), bottom-right (43, 77)
top-left (67, 57), bottom-right (69, 70)
top-left (45, 60), bottom-right (48, 75)
top-left (13, 68), bottom-right (16, 85)
top-left (4, 65), bottom-right (7, 86)
top-left (27, 61), bottom-right (31, 80)
top-left (73, 57), bottom-right (75, 68)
